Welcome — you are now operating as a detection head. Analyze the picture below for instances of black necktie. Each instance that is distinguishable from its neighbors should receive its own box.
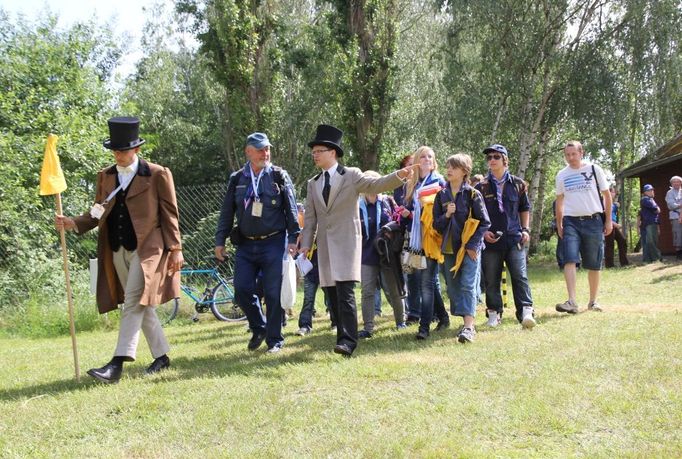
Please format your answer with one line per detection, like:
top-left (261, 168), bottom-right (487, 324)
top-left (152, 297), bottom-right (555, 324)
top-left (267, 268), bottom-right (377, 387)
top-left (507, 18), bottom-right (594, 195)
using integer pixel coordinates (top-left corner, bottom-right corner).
top-left (323, 171), bottom-right (331, 205)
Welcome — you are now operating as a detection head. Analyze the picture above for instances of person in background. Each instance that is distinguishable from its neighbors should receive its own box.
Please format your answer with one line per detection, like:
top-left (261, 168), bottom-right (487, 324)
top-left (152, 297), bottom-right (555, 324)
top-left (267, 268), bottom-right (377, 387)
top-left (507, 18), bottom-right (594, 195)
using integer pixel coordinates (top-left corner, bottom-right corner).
top-left (433, 154), bottom-right (490, 343)
top-left (476, 144), bottom-right (536, 329)
top-left (401, 146), bottom-right (450, 340)
top-left (55, 116), bottom-right (182, 383)
top-left (665, 176), bottom-right (682, 260)
top-left (555, 140), bottom-right (612, 314)
top-left (470, 174), bottom-right (484, 188)
top-left (358, 171), bottom-right (407, 338)
top-left (604, 185), bottom-right (630, 268)
top-left (215, 132), bottom-right (300, 354)
top-left (639, 184), bottom-right (662, 263)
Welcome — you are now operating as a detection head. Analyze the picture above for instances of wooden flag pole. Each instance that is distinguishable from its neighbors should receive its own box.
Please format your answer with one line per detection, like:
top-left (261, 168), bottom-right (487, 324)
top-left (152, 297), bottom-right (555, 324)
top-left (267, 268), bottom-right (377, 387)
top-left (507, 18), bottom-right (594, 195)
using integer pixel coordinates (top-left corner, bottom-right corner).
top-left (55, 193), bottom-right (80, 381)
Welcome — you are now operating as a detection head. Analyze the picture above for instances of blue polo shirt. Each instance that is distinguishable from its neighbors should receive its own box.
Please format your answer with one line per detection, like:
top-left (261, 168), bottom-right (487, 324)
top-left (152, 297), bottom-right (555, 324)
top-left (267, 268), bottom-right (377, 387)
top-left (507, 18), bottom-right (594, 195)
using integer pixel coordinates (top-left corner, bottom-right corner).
top-left (475, 172), bottom-right (531, 251)
top-left (640, 196), bottom-right (660, 226)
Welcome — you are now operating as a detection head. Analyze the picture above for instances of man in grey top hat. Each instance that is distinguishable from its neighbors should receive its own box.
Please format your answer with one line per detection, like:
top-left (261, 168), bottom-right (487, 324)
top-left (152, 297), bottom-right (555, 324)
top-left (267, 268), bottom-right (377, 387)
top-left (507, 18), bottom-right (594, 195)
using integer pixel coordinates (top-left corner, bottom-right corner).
top-left (299, 124), bottom-right (416, 357)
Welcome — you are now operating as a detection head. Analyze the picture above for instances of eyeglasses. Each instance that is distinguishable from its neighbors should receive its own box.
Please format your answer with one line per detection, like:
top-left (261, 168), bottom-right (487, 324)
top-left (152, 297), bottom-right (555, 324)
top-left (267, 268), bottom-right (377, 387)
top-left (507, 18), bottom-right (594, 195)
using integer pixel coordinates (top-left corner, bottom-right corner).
top-left (486, 154), bottom-right (503, 161)
top-left (311, 148), bottom-right (333, 155)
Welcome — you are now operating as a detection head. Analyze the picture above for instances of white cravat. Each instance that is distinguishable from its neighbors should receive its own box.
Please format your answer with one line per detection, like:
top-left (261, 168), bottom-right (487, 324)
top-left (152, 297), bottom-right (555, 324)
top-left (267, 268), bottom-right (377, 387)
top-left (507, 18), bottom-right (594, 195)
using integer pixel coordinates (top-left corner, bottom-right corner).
top-left (116, 155), bottom-right (139, 190)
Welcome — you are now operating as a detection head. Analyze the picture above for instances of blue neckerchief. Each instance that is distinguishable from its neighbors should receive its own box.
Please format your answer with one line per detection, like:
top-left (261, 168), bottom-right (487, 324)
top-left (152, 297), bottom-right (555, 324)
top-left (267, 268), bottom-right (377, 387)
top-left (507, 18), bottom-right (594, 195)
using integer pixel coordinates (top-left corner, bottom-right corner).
top-left (489, 170), bottom-right (510, 214)
top-left (359, 197), bottom-right (381, 240)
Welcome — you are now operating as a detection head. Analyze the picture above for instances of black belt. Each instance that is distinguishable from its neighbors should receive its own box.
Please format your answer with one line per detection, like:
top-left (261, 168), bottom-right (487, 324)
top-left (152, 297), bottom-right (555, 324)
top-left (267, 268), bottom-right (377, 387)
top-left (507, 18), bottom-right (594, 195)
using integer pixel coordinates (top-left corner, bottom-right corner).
top-left (244, 231), bottom-right (282, 241)
top-left (569, 213), bottom-right (601, 220)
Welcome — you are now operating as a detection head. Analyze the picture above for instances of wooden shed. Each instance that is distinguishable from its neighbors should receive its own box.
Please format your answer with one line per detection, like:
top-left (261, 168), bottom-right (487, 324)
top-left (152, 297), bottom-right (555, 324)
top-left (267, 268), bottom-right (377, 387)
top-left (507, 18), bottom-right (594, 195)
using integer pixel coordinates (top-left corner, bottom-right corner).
top-left (619, 134), bottom-right (682, 255)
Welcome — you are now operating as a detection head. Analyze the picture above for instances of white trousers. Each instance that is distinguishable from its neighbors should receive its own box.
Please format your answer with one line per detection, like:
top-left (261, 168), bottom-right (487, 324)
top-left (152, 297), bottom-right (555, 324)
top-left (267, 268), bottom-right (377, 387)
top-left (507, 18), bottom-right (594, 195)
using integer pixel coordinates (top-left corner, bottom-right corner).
top-left (112, 248), bottom-right (170, 360)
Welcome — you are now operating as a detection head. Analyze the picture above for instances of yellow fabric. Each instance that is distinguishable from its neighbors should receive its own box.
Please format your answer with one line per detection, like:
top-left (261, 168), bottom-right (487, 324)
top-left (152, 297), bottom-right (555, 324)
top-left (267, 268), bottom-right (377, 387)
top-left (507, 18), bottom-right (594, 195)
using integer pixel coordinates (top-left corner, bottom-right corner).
top-left (39, 134), bottom-right (67, 195)
top-left (450, 190), bottom-right (480, 275)
top-left (419, 194), bottom-right (443, 263)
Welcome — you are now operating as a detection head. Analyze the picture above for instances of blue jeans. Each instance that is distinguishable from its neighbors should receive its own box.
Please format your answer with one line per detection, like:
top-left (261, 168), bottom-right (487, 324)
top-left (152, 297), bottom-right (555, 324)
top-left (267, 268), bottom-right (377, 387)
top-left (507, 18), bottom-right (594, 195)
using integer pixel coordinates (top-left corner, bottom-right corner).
top-left (298, 276), bottom-right (331, 330)
top-left (418, 258), bottom-right (440, 333)
top-left (562, 216), bottom-right (604, 270)
top-left (443, 252), bottom-right (480, 317)
top-left (642, 223), bottom-right (661, 263)
top-left (233, 233), bottom-right (285, 348)
top-left (406, 272), bottom-right (420, 318)
top-left (481, 246), bottom-right (533, 322)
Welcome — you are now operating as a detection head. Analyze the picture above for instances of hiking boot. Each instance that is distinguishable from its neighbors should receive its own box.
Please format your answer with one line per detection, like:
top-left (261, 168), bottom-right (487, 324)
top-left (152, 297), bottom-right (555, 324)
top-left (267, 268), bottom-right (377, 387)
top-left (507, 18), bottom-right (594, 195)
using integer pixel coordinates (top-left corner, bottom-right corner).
top-left (457, 327), bottom-right (475, 343)
top-left (555, 299), bottom-right (578, 314)
top-left (587, 301), bottom-right (603, 312)
top-left (486, 310), bottom-right (500, 327)
top-left (521, 306), bottom-right (536, 329)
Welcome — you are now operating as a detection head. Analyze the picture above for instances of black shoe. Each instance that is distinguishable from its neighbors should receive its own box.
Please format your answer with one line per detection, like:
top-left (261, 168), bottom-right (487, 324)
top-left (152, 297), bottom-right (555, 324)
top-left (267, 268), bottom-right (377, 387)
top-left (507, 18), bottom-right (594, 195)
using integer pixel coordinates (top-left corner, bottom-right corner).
top-left (435, 321), bottom-right (450, 332)
top-left (358, 330), bottom-right (373, 339)
top-left (247, 331), bottom-right (267, 351)
top-left (145, 355), bottom-right (170, 375)
top-left (87, 362), bottom-right (122, 384)
top-left (405, 316), bottom-right (419, 325)
top-left (415, 329), bottom-right (429, 340)
top-left (333, 343), bottom-right (353, 357)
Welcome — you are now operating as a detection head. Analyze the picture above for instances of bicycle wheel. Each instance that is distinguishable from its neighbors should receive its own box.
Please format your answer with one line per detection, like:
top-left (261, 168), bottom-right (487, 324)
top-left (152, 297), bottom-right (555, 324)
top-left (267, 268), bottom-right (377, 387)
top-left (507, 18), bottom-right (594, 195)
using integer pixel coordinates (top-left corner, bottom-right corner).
top-left (157, 298), bottom-right (179, 326)
top-left (210, 279), bottom-right (245, 322)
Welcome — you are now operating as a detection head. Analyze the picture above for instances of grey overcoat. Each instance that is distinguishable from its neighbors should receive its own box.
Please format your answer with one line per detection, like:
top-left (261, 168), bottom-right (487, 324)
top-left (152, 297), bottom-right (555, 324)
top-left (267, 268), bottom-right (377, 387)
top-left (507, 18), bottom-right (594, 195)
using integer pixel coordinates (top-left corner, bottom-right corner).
top-left (301, 165), bottom-right (404, 287)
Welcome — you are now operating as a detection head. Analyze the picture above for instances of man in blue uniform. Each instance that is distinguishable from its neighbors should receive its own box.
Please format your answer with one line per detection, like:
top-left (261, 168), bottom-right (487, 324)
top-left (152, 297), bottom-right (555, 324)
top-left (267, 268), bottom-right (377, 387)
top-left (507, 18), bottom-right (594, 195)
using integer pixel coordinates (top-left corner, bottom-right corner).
top-left (215, 132), bottom-right (300, 353)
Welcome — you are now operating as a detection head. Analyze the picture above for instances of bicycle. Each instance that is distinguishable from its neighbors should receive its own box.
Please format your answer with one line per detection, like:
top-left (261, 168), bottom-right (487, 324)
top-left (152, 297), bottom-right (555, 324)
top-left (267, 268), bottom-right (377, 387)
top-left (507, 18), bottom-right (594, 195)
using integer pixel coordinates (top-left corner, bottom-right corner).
top-left (157, 261), bottom-right (245, 324)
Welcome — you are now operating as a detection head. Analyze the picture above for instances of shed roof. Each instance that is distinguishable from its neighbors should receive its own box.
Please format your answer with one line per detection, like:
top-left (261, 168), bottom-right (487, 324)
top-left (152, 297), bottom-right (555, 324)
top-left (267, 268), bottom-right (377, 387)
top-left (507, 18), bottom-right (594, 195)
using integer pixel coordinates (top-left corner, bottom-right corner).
top-left (619, 133), bottom-right (682, 178)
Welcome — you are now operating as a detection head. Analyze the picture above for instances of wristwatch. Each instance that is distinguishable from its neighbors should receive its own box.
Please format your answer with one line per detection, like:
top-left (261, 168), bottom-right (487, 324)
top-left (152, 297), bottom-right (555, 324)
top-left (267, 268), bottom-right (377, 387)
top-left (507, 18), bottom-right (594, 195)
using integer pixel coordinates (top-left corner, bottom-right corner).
top-left (521, 227), bottom-right (530, 234)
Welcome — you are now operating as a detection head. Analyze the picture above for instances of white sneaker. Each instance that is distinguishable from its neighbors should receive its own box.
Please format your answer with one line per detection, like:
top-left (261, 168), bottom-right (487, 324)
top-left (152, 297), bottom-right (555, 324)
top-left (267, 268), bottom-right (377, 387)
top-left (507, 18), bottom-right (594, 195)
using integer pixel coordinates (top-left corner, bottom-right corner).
top-left (295, 327), bottom-right (310, 336)
top-left (587, 301), bottom-right (603, 312)
top-left (521, 306), bottom-right (536, 329)
top-left (486, 310), bottom-right (500, 327)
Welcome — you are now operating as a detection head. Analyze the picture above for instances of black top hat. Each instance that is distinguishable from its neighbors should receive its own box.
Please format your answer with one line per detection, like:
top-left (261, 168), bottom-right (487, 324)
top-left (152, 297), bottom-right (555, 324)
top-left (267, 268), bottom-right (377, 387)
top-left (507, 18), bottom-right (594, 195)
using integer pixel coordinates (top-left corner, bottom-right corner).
top-left (308, 124), bottom-right (344, 157)
top-left (103, 116), bottom-right (146, 151)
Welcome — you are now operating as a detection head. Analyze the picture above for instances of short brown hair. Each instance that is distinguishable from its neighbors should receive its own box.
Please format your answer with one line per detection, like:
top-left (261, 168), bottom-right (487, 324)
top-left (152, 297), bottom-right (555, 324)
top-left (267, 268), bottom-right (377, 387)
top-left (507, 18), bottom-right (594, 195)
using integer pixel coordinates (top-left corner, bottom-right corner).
top-left (564, 140), bottom-right (584, 153)
top-left (445, 153), bottom-right (473, 183)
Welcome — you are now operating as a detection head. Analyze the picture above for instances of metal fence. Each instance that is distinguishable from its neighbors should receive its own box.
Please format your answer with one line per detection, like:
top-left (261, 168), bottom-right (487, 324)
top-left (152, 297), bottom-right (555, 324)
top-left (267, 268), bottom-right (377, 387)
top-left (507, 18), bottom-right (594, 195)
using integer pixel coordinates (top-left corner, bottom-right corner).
top-left (1, 184), bottom-right (231, 304)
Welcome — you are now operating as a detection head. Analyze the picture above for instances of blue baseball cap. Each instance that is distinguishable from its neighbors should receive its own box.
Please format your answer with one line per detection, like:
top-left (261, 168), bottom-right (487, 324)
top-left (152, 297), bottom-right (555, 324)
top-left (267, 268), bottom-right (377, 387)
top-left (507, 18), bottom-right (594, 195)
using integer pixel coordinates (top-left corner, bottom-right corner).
top-left (483, 144), bottom-right (508, 156)
top-left (643, 184), bottom-right (654, 192)
top-left (246, 132), bottom-right (271, 149)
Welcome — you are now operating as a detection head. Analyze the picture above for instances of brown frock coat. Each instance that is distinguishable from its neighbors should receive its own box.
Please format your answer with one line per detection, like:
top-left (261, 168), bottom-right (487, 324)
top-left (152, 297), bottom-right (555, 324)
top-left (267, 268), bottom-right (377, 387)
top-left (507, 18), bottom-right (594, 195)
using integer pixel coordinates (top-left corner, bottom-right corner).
top-left (74, 159), bottom-right (182, 313)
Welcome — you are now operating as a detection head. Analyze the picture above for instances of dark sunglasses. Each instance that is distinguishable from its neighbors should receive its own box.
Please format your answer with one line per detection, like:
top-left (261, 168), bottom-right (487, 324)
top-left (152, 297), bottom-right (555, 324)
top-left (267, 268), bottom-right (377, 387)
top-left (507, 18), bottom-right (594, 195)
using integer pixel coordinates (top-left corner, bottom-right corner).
top-left (486, 154), bottom-right (503, 161)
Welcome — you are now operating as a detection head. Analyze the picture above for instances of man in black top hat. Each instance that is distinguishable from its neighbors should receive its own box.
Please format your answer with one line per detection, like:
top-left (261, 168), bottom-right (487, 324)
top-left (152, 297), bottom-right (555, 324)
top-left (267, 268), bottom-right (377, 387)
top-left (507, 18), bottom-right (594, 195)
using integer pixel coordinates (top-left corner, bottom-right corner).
top-left (299, 124), bottom-right (415, 356)
top-left (215, 132), bottom-right (300, 354)
top-left (55, 116), bottom-right (183, 383)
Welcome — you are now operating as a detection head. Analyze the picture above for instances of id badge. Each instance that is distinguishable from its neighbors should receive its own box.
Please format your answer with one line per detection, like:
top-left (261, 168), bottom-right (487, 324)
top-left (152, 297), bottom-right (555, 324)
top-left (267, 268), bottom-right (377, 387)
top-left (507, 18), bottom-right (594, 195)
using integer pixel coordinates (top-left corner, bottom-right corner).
top-left (90, 203), bottom-right (105, 220)
top-left (251, 200), bottom-right (263, 217)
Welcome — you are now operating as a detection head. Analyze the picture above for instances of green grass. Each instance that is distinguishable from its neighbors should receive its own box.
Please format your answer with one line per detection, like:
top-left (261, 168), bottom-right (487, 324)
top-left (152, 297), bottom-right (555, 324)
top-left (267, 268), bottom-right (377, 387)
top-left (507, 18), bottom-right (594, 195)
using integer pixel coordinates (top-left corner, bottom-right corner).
top-left (1, 260), bottom-right (681, 458)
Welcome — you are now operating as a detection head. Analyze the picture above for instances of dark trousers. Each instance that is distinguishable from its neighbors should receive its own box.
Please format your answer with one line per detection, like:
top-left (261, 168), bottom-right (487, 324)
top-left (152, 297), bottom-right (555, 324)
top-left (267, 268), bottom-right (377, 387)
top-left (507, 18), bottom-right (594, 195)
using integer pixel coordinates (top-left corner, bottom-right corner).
top-left (604, 226), bottom-right (629, 267)
top-left (298, 277), bottom-right (332, 330)
top-left (233, 234), bottom-right (285, 348)
top-left (323, 281), bottom-right (358, 351)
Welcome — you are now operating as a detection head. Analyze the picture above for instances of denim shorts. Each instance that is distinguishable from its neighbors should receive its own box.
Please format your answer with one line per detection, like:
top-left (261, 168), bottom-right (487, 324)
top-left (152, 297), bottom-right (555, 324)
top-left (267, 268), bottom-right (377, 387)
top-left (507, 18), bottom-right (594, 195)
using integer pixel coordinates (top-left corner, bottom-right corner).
top-left (562, 215), bottom-right (604, 270)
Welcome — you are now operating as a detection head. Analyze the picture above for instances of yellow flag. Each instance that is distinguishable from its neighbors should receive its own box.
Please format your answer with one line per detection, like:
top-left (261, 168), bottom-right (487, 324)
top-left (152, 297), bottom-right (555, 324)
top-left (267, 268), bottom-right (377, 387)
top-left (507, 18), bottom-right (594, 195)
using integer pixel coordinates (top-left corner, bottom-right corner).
top-left (39, 134), bottom-right (67, 195)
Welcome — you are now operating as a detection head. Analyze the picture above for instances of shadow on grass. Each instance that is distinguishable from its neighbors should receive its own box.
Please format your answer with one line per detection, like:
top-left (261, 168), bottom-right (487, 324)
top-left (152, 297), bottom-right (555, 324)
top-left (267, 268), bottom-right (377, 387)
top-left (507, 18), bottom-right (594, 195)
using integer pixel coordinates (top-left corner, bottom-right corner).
top-left (651, 272), bottom-right (682, 283)
top-left (0, 309), bottom-right (582, 401)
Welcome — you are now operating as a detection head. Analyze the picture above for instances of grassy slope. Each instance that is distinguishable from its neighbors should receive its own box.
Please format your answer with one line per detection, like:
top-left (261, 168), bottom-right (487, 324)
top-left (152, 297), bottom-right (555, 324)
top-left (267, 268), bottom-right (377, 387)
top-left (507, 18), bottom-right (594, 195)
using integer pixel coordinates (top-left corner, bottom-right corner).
top-left (1, 261), bottom-right (681, 458)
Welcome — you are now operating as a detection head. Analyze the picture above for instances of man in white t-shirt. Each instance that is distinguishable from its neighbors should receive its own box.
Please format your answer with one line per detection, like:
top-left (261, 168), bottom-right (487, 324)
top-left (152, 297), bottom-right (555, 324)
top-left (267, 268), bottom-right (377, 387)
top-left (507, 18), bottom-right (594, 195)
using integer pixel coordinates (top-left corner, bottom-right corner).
top-left (554, 141), bottom-right (613, 313)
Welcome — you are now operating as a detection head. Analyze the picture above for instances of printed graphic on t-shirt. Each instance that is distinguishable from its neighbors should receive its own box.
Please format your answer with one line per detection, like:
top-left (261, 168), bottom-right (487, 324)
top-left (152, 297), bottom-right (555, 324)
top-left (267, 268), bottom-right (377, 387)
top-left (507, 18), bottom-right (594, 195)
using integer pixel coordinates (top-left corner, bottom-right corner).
top-left (562, 171), bottom-right (596, 193)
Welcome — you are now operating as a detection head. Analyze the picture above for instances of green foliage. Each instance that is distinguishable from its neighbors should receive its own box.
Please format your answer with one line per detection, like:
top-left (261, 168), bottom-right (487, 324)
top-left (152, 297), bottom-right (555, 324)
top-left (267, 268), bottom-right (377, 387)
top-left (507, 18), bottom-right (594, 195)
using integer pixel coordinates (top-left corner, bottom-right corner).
top-left (0, 13), bottom-right (119, 307)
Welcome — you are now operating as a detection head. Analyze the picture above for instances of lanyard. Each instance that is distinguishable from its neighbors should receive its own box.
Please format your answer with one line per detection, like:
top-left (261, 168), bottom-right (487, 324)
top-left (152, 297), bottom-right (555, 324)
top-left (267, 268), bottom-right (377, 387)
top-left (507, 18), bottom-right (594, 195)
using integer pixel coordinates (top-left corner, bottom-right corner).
top-left (249, 167), bottom-right (264, 202)
top-left (103, 174), bottom-right (135, 205)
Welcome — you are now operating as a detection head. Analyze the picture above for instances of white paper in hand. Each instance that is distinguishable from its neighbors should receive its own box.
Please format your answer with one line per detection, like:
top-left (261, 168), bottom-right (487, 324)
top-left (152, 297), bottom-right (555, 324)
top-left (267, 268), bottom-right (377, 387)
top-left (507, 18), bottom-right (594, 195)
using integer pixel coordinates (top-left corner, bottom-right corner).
top-left (295, 254), bottom-right (313, 277)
